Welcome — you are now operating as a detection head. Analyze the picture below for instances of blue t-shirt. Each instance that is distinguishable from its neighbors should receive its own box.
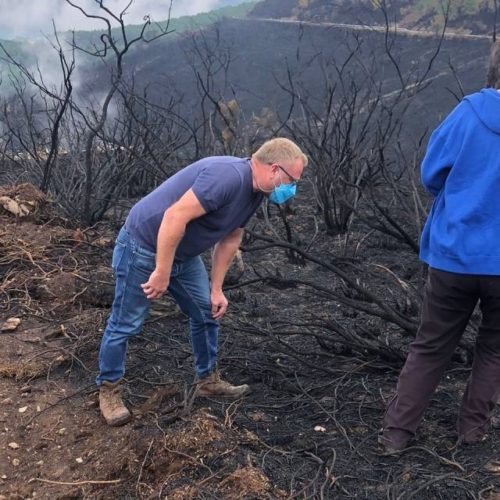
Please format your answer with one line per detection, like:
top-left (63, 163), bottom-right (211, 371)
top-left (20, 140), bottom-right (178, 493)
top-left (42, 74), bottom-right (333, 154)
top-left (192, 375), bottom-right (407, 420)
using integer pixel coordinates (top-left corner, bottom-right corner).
top-left (125, 156), bottom-right (263, 260)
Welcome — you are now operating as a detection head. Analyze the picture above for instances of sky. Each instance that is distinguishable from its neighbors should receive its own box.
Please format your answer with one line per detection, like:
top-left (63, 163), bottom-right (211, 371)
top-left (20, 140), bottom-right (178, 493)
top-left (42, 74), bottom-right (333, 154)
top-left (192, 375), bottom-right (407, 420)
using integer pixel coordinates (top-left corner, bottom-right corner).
top-left (0, 0), bottom-right (223, 39)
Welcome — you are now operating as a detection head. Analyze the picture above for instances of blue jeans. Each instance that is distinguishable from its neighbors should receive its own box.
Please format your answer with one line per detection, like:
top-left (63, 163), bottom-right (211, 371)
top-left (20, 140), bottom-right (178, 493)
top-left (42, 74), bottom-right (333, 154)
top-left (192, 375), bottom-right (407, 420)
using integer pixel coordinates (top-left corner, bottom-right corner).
top-left (96, 227), bottom-right (219, 385)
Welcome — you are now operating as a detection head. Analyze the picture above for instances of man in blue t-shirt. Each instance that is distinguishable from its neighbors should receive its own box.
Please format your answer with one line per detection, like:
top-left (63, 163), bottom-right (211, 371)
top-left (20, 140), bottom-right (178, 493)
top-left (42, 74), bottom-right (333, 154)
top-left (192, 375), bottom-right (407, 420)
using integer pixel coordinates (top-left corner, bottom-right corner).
top-left (97, 138), bottom-right (308, 426)
top-left (379, 42), bottom-right (500, 453)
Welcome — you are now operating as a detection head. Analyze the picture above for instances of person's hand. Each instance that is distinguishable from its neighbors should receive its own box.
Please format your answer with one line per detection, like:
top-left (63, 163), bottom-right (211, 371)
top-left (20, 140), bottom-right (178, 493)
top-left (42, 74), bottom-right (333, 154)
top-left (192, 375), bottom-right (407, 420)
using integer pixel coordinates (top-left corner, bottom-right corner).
top-left (141, 269), bottom-right (169, 300)
top-left (211, 289), bottom-right (228, 320)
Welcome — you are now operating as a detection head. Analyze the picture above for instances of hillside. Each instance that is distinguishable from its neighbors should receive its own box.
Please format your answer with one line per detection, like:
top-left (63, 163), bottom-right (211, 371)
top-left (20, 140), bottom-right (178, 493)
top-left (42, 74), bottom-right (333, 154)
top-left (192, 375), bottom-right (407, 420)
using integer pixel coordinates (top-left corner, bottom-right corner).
top-left (249, 0), bottom-right (500, 36)
top-left (1, 9), bottom-right (492, 168)
top-left (2, 1), bottom-right (494, 125)
top-left (100, 16), bottom-right (490, 136)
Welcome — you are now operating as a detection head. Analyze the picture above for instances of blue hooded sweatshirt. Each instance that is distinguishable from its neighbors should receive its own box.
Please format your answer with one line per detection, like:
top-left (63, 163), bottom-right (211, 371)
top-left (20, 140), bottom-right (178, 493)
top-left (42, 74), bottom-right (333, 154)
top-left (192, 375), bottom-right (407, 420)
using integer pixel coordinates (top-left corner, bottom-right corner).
top-left (420, 88), bottom-right (500, 275)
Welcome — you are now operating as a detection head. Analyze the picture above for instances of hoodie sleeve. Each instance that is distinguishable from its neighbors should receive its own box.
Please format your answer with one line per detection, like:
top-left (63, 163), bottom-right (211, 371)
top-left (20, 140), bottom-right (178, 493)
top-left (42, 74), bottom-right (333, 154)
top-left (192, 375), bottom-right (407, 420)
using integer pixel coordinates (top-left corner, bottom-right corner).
top-left (421, 101), bottom-right (467, 196)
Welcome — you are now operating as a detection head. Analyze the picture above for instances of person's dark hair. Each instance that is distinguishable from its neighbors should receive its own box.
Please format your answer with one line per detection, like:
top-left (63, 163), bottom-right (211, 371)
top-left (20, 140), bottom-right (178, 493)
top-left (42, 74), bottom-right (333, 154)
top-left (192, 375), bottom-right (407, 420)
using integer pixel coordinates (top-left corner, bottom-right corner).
top-left (486, 41), bottom-right (500, 89)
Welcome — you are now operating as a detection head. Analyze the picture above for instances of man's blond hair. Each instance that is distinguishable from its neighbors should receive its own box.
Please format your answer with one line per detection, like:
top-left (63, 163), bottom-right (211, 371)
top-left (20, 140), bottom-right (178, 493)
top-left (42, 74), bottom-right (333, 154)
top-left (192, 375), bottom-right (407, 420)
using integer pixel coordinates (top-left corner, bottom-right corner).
top-left (253, 138), bottom-right (308, 167)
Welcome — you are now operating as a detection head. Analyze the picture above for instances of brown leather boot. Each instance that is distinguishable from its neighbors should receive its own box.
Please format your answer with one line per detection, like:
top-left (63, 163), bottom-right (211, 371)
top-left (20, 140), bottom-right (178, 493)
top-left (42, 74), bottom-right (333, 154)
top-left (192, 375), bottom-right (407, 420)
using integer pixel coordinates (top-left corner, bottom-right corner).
top-left (99, 380), bottom-right (132, 426)
top-left (196, 371), bottom-right (250, 399)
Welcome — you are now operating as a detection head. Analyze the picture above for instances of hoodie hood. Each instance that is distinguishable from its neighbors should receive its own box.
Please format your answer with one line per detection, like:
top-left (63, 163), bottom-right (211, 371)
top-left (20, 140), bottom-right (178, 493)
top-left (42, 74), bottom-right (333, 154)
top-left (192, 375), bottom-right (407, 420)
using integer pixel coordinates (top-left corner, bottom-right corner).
top-left (464, 88), bottom-right (500, 134)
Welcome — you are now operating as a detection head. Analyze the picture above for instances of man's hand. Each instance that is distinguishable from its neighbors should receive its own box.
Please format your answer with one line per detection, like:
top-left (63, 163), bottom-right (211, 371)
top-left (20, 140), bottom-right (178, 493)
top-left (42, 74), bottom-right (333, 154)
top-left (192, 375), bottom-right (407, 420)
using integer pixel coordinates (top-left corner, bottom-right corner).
top-left (211, 289), bottom-right (228, 320)
top-left (141, 269), bottom-right (170, 300)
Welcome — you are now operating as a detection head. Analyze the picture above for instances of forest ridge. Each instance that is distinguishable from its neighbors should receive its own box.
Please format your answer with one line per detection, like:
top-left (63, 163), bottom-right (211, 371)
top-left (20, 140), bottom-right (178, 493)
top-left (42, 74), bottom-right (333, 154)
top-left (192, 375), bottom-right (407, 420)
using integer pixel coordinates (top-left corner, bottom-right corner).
top-left (250, 0), bottom-right (500, 35)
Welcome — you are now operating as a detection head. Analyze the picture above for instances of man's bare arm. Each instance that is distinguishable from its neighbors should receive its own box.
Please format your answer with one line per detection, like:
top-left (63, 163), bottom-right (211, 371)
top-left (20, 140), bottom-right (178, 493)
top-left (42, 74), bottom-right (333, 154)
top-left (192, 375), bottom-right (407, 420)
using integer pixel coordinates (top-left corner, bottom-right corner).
top-left (210, 228), bottom-right (244, 319)
top-left (211, 228), bottom-right (244, 291)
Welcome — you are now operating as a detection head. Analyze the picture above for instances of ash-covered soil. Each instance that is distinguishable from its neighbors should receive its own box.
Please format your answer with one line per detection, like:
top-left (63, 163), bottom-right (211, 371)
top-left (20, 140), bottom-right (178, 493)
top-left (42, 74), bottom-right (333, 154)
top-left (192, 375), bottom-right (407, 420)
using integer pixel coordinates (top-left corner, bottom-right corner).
top-left (0, 183), bottom-right (499, 499)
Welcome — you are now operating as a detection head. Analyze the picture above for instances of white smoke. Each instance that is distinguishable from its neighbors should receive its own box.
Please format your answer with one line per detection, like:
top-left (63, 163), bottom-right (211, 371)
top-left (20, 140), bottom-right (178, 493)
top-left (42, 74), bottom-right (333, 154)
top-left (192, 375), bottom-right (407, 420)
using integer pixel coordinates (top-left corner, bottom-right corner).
top-left (0, 0), bottom-right (224, 40)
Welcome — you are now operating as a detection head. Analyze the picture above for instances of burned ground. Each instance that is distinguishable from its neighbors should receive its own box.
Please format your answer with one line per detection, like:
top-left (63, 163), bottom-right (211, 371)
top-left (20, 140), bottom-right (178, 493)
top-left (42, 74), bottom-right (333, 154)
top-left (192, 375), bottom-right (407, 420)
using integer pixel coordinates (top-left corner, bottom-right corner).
top-left (1, 183), bottom-right (500, 499)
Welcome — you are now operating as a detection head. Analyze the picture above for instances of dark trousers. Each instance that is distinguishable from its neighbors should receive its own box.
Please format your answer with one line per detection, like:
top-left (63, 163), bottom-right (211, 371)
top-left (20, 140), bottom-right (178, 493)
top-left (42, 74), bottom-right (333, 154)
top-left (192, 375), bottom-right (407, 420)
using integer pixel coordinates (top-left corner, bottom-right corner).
top-left (383, 267), bottom-right (500, 445)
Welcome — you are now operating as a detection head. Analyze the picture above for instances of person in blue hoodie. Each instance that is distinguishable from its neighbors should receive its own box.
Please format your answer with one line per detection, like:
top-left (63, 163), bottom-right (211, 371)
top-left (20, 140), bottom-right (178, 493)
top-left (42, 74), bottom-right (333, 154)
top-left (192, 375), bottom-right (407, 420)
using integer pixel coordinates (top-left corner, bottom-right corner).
top-left (379, 41), bottom-right (500, 453)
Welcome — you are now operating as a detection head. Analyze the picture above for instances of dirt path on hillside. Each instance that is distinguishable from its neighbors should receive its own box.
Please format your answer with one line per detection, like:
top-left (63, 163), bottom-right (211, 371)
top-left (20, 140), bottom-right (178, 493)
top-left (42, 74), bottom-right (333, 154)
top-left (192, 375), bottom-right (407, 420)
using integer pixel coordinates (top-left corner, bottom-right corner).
top-left (244, 17), bottom-right (491, 41)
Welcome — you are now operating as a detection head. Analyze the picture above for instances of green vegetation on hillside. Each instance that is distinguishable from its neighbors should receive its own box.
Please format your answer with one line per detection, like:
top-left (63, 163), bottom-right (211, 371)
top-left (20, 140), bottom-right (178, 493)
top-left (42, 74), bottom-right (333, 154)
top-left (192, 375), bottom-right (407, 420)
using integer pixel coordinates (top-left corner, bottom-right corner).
top-left (71, 2), bottom-right (257, 48)
top-left (414, 0), bottom-right (497, 31)
top-left (0, 39), bottom-right (36, 83)
top-left (0, 39), bottom-right (29, 60)
top-left (0, 2), bottom-right (257, 74)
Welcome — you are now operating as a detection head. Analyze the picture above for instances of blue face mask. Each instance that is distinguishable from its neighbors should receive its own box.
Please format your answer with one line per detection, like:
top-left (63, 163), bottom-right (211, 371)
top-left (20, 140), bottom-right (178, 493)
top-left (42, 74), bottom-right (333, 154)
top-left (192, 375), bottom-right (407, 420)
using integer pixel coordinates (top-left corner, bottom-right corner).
top-left (269, 183), bottom-right (296, 204)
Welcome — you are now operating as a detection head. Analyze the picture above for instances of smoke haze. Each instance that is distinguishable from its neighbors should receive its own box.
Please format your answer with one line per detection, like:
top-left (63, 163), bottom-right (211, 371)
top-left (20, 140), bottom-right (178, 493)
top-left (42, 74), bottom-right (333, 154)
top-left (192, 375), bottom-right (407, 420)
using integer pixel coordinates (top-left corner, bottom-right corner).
top-left (0, 0), bottom-right (223, 39)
